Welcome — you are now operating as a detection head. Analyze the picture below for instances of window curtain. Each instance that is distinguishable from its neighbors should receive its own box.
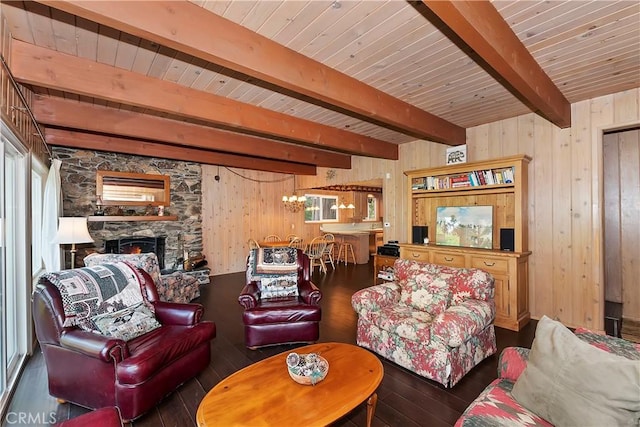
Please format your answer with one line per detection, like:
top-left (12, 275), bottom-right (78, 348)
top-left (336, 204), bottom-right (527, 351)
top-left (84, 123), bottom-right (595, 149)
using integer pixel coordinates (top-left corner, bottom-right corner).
top-left (42, 158), bottom-right (62, 272)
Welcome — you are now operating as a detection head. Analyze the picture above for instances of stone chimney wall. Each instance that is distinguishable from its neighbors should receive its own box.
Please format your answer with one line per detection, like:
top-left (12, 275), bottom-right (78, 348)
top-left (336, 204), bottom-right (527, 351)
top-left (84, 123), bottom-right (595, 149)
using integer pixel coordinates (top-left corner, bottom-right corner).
top-left (53, 147), bottom-right (202, 270)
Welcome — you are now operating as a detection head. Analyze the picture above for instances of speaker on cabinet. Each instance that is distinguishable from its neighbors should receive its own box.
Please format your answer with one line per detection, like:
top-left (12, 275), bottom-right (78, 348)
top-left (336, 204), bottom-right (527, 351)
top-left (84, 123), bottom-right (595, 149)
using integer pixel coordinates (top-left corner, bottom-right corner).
top-left (500, 228), bottom-right (515, 251)
top-left (412, 226), bottom-right (428, 244)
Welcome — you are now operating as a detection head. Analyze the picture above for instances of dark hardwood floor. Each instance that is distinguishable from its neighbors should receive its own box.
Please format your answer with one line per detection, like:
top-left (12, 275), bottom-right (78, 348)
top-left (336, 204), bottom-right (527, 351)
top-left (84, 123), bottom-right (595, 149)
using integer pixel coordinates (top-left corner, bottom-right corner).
top-left (3, 260), bottom-right (536, 427)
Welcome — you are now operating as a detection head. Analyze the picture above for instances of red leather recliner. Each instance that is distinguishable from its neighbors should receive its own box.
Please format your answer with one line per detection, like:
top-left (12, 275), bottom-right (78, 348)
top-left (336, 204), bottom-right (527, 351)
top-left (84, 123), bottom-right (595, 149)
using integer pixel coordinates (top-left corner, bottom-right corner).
top-left (238, 249), bottom-right (322, 349)
top-left (32, 268), bottom-right (216, 421)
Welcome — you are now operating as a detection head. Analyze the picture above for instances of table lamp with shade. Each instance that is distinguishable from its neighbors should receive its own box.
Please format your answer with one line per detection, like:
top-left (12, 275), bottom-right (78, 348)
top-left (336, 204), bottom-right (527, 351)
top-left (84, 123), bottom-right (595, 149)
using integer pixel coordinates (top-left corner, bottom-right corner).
top-left (51, 217), bottom-right (94, 268)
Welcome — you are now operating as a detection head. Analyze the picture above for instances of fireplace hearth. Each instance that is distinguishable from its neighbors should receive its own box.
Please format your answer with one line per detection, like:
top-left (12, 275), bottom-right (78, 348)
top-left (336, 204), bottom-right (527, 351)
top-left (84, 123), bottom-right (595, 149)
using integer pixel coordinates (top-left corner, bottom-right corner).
top-left (105, 236), bottom-right (166, 269)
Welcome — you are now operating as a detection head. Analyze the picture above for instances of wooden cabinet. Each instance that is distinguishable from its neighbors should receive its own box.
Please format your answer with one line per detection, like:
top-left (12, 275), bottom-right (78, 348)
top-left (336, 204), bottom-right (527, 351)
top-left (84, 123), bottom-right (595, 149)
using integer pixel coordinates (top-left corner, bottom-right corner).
top-left (373, 254), bottom-right (397, 284)
top-left (402, 155), bottom-right (532, 331)
top-left (352, 192), bottom-right (368, 221)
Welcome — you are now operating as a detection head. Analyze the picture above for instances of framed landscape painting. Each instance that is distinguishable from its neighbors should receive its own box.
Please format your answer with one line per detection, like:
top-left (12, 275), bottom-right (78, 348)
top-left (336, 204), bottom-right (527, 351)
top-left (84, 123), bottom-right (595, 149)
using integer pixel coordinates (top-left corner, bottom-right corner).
top-left (435, 206), bottom-right (493, 249)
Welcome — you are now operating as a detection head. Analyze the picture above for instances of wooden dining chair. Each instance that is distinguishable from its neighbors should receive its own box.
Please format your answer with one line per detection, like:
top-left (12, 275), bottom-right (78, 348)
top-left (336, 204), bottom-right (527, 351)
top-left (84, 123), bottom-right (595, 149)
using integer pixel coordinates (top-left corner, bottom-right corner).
top-left (321, 233), bottom-right (336, 270)
top-left (305, 237), bottom-right (327, 274)
top-left (289, 237), bottom-right (307, 251)
top-left (248, 238), bottom-right (261, 249)
top-left (263, 235), bottom-right (281, 242)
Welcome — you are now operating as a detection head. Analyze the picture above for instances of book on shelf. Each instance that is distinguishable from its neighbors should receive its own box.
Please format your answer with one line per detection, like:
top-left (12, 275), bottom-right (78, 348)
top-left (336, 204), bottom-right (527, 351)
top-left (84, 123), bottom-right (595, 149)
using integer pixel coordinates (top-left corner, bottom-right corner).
top-left (412, 177), bottom-right (426, 190)
top-left (450, 174), bottom-right (471, 187)
top-left (503, 167), bottom-right (514, 183)
top-left (469, 172), bottom-right (479, 186)
top-left (484, 170), bottom-right (495, 185)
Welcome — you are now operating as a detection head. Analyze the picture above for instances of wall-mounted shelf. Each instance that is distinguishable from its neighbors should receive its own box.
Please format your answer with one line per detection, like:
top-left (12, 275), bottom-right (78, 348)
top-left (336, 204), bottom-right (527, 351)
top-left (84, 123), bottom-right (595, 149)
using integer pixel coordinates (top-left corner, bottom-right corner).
top-left (88, 215), bottom-right (178, 222)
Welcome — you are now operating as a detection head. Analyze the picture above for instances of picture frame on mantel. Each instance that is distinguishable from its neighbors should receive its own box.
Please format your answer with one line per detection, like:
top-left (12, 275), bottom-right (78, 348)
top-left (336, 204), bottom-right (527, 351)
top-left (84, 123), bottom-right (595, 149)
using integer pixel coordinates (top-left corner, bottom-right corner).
top-left (446, 145), bottom-right (467, 165)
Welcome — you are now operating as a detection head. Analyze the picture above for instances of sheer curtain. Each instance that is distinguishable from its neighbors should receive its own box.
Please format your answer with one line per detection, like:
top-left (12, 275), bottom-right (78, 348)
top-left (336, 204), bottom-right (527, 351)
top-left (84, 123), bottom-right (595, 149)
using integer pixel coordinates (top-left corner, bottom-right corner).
top-left (42, 158), bottom-right (62, 272)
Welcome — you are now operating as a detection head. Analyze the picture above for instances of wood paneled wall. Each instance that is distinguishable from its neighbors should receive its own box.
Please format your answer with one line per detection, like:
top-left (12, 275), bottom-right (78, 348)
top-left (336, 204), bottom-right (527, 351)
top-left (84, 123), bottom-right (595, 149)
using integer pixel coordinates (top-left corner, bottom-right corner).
top-left (202, 88), bottom-right (639, 331)
top-left (463, 89), bottom-right (640, 331)
top-left (202, 167), bottom-right (308, 273)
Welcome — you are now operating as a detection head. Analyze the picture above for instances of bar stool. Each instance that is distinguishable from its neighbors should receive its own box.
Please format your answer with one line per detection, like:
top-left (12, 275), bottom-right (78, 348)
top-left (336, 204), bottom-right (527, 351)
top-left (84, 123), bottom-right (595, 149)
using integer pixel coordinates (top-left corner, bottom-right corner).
top-left (336, 241), bottom-right (356, 265)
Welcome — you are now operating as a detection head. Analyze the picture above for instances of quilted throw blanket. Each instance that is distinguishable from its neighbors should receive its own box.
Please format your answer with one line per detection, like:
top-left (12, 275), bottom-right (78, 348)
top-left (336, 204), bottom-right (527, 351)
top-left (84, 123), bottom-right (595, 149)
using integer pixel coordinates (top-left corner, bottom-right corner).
top-left (43, 262), bottom-right (160, 341)
top-left (248, 247), bottom-right (298, 277)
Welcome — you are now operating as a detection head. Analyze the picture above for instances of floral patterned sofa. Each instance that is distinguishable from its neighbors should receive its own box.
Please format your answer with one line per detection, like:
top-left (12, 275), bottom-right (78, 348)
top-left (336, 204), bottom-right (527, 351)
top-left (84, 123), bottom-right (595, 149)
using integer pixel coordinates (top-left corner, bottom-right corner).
top-left (456, 320), bottom-right (640, 426)
top-left (84, 252), bottom-right (200, 303)
top-left (351, 258), bottom-right (497, 387)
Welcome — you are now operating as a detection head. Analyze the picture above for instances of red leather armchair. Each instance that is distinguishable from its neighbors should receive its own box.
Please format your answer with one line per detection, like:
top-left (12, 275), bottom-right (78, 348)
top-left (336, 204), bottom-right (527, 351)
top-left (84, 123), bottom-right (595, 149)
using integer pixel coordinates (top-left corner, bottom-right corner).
top-left (32, 268), bottom-right (216, 421)
top-left (238, 249), bottom-right (322, 349)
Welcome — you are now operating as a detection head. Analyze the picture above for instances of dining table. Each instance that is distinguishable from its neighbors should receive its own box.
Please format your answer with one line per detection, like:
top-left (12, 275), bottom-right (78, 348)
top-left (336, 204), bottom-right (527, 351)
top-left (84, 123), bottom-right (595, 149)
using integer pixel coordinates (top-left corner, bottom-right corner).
top-left (258, 240), bottom-right (292, 248)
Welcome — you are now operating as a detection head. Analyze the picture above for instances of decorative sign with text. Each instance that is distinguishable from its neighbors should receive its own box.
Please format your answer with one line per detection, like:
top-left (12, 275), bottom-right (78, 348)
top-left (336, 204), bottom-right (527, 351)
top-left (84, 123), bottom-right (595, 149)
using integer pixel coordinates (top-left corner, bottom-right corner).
top-left (446, 145), bottom-right (467, 165)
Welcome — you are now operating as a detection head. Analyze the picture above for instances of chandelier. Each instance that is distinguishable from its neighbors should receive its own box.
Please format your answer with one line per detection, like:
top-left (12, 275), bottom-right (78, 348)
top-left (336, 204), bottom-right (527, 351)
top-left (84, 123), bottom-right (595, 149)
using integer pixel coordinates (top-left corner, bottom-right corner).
top-left (282, 194), bottom-right (306, 212)
top-left (282, 175), bottom-right (307, 213)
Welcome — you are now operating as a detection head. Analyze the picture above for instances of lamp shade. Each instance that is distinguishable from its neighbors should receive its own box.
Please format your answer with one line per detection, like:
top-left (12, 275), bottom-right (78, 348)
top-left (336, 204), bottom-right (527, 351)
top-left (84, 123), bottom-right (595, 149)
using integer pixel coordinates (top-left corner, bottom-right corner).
top-left (51, 217), bottom-right (94, 244)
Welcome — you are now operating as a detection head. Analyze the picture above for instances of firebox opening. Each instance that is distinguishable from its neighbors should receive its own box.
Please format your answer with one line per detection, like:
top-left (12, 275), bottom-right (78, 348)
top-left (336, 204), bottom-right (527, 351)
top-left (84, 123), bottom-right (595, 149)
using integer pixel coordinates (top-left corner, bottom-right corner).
top-left (105, 236), bottom-right (166, 270)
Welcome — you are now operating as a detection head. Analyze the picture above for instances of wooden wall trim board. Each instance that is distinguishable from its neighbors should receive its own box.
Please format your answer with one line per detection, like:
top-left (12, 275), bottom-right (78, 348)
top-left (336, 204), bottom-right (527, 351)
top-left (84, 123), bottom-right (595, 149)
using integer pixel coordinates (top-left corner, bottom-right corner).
top-left (202, 87), bottom-right (640, 333)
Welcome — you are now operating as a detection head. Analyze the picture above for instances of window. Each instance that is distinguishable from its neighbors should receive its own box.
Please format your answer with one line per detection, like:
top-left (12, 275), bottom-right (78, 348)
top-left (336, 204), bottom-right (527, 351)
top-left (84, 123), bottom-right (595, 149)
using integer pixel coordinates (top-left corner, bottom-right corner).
top-left (365, 194), bottom-right (377, 221)
top-left (303, 195), bottom-right (338, 222)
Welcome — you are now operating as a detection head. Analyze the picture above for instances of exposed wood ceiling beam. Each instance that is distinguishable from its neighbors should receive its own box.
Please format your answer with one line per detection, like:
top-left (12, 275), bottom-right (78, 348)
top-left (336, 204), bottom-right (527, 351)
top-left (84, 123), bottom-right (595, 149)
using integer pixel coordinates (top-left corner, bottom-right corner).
top-left (10, 39), bottom-right (398, 160)
top-left (36, 0), bottom-right (466, 145)
top-left (421, 0), bottom-right (571, 128)
top-left (32, 97), bottom-right (351, 169)
top-left (45, 128), bottom-right (317, 175)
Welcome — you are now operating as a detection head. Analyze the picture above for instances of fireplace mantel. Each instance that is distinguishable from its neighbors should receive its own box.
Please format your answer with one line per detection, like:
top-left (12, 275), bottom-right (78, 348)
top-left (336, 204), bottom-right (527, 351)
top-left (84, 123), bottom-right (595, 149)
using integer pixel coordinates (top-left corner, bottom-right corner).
top-left (88, 215), bottom-right (178, 222)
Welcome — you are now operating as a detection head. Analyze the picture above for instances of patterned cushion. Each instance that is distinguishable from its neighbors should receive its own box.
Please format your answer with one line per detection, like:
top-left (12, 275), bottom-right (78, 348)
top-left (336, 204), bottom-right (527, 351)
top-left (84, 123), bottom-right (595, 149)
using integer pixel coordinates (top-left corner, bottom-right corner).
top-left (84, 252), bottom-right (162, 286)
top-left (402, 270), bottom-right (451, 314)
top-left (84, 252), bottom-right (200, 303)
top-left (455, 379), bottom-right (552, 427)
top-left (260, 274), bottom-right (299, 299)
top-left (431, 299), bottom-right (495, 347)
top-left (574, 327), bottom-right (640, 358)
top-left (248, 247), bottom-right (298, 280)
top-left (449, 267), bottom-right (494, 305)
top-left (365, 304), bottom-right (434, 343)
top-left (43, 262), bottom-right (160, 341)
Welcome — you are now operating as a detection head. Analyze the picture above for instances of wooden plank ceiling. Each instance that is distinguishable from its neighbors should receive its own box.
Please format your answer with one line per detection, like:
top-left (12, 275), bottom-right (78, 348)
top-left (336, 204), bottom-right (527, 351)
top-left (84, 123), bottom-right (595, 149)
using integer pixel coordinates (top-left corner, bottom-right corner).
top-left (1, 0), bottom-right (639, 174)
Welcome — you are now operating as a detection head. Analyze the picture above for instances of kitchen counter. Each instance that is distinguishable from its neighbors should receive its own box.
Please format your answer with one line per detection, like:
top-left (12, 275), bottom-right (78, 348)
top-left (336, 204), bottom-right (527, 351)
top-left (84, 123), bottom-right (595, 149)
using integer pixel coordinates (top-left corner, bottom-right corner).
top-left (321, 223), bottom-right (384, 264)
top-left (332, 233), bottom-right (370, 264)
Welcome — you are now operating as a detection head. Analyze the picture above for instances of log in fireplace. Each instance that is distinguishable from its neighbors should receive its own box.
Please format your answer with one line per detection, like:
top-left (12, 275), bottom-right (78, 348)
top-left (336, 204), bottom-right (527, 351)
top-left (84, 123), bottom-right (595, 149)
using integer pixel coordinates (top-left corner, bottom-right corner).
top-left (105, 236), bottom-right (166, 270)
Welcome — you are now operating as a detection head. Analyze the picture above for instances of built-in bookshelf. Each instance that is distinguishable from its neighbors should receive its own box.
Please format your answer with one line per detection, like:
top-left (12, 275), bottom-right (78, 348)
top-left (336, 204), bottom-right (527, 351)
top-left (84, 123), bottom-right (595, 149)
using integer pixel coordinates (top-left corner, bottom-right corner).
top-left (412, 166), bottom-right (515, 190)
top-left (406, 154), bottom-right (531, 253)
top-left (403, 154), bottom-right (532, 331)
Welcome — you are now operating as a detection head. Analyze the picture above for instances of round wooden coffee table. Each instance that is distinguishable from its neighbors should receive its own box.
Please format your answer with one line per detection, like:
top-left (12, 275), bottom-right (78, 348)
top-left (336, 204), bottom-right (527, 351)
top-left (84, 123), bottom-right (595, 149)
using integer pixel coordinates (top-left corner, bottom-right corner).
top-left (196, 342), bottom-right (383, 427)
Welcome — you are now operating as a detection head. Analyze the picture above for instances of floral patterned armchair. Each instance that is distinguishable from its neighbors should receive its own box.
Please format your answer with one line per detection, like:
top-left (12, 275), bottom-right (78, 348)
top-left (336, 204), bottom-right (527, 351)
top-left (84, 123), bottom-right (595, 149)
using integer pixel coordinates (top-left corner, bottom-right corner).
top-left (84, 252), bottom-right (200, 303)
top-left (351, 259), bottom-right (497, 387)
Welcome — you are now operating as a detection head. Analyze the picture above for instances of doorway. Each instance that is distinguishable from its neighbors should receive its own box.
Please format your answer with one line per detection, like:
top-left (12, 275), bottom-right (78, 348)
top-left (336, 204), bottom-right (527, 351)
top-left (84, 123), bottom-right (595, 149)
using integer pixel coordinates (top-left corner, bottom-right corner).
top-left (603, 126), bottom-right (640, 341)
top-left (0, 123), bottom-right (30, 415)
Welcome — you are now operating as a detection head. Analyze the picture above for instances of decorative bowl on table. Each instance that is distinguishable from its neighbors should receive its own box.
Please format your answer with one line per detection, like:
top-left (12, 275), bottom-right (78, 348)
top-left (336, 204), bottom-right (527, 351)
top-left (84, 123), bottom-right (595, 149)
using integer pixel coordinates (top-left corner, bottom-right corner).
top-left (286, 352), bottom-right (329, 385)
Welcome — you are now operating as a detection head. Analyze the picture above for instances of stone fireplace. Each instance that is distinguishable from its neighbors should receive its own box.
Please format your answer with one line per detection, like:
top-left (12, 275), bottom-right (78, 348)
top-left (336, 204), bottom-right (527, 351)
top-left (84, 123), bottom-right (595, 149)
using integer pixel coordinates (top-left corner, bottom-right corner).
top-left (105, 236), bottom-right (167, 269)
top-left (53, 146), bottom-right (203, 270)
